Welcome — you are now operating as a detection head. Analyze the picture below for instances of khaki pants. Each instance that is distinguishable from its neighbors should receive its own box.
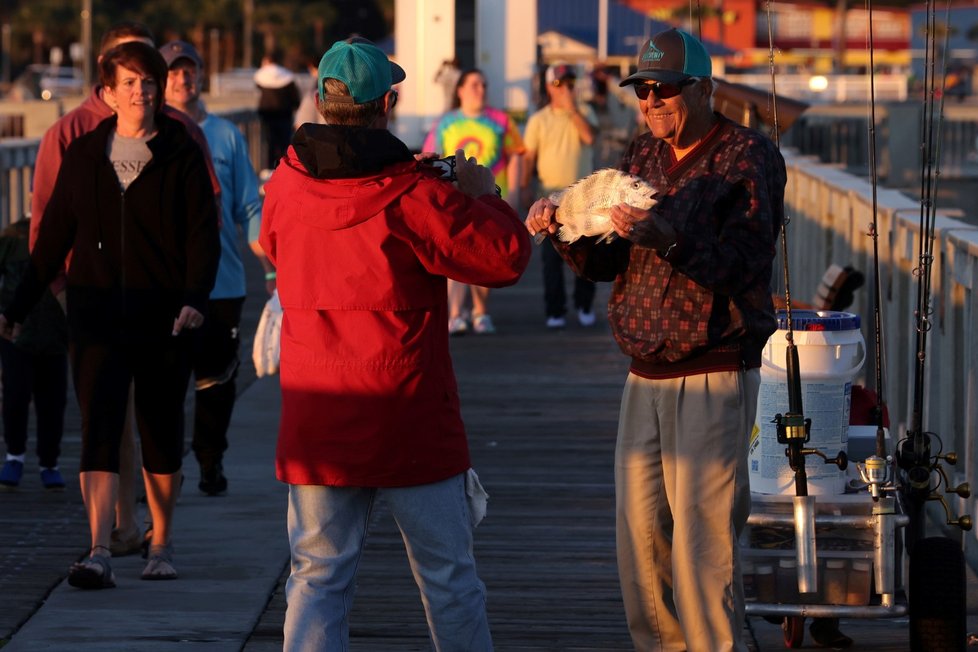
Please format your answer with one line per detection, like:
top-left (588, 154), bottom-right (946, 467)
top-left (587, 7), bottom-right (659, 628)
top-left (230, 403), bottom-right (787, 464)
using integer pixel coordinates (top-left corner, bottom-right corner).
top-left (615, 369), bottom-right (759, 652)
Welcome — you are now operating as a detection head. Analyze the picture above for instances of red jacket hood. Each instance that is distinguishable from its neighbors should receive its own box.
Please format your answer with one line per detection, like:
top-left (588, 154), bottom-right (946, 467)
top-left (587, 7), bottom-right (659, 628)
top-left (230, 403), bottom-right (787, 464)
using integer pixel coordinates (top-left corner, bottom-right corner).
top-left (276, 124), bottom-right (424, 229)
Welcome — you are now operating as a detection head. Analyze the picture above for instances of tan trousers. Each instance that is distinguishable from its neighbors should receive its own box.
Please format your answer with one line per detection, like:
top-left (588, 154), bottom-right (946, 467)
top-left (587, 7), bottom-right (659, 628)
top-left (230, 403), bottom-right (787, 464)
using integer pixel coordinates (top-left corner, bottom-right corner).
top-left (615, 369), bottom-right (759, 652)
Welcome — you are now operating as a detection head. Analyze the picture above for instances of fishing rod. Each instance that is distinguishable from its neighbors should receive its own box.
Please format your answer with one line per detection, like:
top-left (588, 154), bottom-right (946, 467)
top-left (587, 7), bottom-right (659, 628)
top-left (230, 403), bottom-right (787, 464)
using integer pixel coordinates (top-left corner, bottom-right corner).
top-left (764, 0), bottom-right (811, 502)
top-left (893, 0), bottom-right (972, 546)
top-left (760, 2), bottom-right (845, 607)
top-left (764, 0), bottom-right (847, 507)
top-left (864, 0), bottom-right (886, 464)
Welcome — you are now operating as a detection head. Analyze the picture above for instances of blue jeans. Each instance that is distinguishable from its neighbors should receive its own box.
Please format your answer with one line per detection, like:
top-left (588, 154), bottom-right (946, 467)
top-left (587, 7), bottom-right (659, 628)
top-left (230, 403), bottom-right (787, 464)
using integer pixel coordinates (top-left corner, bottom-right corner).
top-left (283, 474), bottom-right (492, 652)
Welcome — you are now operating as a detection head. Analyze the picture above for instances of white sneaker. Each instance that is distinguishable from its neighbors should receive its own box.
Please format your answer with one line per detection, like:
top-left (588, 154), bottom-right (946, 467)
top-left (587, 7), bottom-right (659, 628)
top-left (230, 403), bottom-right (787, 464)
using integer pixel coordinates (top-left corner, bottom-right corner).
top-left (472, 314), bottom-right (496, 335)
top-left (577, 309), bottom-right (596, 327)
top-left (448, 316), bottom-right (469, 336)
top-left (545, 316), bottom-right (566, 329)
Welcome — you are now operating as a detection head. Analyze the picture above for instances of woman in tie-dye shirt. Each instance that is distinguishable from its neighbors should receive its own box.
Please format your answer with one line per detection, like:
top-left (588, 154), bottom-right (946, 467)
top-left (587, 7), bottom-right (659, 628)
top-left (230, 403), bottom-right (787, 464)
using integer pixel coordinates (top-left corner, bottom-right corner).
top-left (423, 69), bottom-right (525, 336)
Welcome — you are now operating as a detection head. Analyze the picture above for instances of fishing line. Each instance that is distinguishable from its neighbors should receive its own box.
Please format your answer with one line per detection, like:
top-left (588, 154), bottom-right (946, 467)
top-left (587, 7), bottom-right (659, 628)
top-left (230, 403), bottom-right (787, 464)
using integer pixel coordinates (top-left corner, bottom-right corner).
top-left (763, 1), bottom-right (791, 330)
top-left (863, 0), bottom-right (888, 458)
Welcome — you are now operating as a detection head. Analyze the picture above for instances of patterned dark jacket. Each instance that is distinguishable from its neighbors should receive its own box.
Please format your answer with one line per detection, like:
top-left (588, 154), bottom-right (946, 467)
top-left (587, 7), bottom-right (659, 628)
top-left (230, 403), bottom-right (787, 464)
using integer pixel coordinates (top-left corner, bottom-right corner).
top-left (557, 114), bottom-right (785, 378)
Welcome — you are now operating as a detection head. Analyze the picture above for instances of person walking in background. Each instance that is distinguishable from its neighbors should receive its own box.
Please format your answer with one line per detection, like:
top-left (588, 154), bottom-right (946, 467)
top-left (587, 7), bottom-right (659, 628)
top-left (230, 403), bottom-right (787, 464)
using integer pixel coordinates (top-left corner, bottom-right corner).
top-left (28, 20), bottom-right (221, 559)
top-left (254, 49), bottom-right (301, 169)
top-left (160, 40), bottom-right (275, 496)
top-left (423, 68), bottom-right (526, 335)
top-left (0, 219), bottom-right (68, 491)
top-left (1, 42), bottom-right (220, 589)
top-left (522, 63), bottom-right (599, 330)
top-left (260, 37), bottom-right (529, 650)
top-left (293, 56), bottom-right (327, 130)
top-left (434, 58), bottom-right (461, 112)
top-left (525, 29), bottom-right (786, 650)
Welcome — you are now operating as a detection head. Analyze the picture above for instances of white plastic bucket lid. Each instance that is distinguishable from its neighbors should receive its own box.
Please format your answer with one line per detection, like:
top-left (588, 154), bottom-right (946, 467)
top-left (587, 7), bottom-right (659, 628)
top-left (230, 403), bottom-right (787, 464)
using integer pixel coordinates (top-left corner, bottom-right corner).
top-left (777, 309), bottom-right (861, 332)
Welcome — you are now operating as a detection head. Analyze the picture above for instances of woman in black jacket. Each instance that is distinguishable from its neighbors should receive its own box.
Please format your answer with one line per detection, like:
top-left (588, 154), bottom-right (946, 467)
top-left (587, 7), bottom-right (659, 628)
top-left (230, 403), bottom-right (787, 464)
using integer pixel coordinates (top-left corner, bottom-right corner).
top-left (0, 41), bottom-right (219, 589)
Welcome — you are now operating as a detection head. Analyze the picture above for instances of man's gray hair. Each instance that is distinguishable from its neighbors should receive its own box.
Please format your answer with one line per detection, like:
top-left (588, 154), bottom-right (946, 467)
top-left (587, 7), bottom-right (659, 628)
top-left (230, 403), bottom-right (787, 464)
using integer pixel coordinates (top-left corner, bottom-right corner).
top-left (318, 78), bottom-right (386, 127)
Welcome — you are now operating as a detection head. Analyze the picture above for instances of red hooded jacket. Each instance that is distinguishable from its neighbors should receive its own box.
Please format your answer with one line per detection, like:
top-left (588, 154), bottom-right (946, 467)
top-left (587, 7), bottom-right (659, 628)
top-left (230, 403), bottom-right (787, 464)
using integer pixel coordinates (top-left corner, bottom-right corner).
top-left (260, 125), bottom-right (530, 486)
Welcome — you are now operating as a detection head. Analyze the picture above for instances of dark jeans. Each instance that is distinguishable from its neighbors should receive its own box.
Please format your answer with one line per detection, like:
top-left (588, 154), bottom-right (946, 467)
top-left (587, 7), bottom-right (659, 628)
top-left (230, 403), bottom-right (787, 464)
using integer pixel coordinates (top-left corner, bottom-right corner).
top-left (0, 338), bottom-right (67, 468)
top-left (260, 112), bottom-right (294, 169)
top-left (542, 238), bottom-right (596, 318)
top-left (192, 297), bottom-right (244, 470)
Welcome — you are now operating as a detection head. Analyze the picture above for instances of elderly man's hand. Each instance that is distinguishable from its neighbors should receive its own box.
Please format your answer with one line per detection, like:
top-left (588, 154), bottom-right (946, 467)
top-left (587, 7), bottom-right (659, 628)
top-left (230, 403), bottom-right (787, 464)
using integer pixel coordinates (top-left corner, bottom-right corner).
top-left (525, 197), bottom-right (559, 243)
top-left (454, 149), bottom-right (496, 198)
top-left (610, 203), bottom-right (676, 252)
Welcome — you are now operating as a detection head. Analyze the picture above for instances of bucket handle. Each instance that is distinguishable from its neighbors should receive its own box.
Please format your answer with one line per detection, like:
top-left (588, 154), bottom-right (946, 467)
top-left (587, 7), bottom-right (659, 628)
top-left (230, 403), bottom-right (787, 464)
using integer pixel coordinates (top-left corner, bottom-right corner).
top-left (761, 339), bottom-right (867, 380)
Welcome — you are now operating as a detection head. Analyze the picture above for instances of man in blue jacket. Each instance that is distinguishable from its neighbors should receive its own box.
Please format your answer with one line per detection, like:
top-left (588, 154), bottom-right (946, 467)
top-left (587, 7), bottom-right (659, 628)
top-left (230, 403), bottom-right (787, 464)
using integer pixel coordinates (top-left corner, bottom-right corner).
top-left (160, 40), bottom-right (276, 495)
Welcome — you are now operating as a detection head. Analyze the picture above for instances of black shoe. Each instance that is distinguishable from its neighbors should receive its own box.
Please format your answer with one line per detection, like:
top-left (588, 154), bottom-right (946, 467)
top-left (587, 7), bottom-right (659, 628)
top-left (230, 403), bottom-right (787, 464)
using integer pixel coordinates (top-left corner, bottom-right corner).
top-left (809, 617), bottom-right (853, 649)
top-left (198, 464), bottom-right (227, 496)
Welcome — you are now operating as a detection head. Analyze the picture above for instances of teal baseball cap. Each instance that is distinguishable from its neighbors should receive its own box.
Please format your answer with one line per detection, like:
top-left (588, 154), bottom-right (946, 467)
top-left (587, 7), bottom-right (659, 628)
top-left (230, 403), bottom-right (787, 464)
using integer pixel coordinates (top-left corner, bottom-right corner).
top-left (318, 37), bottom-right (406, 104)
top-left (619, 28), bottom-right (712, 87)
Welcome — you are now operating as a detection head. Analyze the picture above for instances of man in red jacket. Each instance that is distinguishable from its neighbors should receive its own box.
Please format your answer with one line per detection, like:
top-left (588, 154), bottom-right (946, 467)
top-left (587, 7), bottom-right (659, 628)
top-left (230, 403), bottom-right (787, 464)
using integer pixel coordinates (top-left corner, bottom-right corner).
top-left (260, 37), bottom-right (530, 651)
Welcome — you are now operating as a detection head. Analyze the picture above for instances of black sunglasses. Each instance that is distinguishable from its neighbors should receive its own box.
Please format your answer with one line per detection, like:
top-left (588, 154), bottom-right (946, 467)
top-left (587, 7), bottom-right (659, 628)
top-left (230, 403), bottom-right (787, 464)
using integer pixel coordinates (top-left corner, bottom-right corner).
top-left (634, 78), bottom-right (698, 101)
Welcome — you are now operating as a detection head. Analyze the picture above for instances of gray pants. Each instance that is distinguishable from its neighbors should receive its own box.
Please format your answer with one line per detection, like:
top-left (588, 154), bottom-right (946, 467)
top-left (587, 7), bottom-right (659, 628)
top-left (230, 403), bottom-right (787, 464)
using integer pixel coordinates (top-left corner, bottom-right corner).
top-left (615, 369), bottom-right (759, 652)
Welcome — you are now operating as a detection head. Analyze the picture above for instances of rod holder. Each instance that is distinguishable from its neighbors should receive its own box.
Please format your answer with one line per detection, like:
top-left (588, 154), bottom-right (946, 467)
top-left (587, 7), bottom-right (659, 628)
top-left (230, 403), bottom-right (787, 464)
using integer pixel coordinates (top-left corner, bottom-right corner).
top-left (793, 495), bottom-right (818, 594)
top-left (873, 497), bottom-right (896, 595)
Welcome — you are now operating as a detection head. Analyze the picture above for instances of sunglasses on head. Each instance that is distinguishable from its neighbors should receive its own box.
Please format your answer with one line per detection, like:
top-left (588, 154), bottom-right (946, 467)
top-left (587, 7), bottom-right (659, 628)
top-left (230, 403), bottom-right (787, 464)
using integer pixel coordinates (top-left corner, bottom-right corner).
top-left (633, 77), bottom-right (697, 100)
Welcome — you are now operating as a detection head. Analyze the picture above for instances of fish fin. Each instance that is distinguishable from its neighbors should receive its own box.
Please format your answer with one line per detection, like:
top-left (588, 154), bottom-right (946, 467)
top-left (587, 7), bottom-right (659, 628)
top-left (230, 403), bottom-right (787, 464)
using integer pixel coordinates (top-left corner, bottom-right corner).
top-left (598, 230), bottom-right (619, 244)
top-left (548, 189), bottom-right (566, 205)
top-left (556, 226), bottom-right (580, 243)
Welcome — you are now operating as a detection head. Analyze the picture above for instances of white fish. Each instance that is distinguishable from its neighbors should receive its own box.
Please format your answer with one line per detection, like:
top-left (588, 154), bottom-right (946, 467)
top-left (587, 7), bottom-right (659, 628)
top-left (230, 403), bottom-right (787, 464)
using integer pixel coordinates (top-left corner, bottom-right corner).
top-left (548, 169), bottom-right (658, 244)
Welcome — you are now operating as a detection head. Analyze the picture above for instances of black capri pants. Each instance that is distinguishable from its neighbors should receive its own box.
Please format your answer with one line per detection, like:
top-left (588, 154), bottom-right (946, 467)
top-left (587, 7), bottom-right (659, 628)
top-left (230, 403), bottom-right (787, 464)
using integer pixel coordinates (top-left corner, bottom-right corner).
top-left (71, 336), bottom-right (193, 474)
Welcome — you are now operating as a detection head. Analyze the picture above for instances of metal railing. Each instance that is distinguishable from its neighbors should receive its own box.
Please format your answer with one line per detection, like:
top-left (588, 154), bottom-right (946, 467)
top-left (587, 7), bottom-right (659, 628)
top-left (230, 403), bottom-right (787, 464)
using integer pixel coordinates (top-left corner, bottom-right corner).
top-left (0, 138), bottom-right (37, 226)
top-left (0, 108), bottom-right (264, 229)
top-left (723, 74), bottom-right (909, 104)
top-left (780, 149), bottom-right (978, 557)
top-left (782, 103), bottom-right (978, 183)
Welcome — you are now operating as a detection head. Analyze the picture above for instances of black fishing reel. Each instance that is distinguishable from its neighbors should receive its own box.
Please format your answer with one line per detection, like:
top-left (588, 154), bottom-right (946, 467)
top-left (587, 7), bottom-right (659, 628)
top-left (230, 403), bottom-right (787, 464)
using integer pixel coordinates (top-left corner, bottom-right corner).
top-left (423, 155), bottom-right (502, 197)
top-left (774, 412), bottom-right (848, 473)
top-left (897, 431), bottom-right (972, 530)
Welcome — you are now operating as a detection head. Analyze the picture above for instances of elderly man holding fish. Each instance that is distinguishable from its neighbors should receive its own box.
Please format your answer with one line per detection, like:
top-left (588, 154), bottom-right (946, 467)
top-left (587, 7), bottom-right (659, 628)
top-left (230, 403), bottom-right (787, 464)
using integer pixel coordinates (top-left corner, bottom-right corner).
top-left (525, 28), bottom-right (786, 652)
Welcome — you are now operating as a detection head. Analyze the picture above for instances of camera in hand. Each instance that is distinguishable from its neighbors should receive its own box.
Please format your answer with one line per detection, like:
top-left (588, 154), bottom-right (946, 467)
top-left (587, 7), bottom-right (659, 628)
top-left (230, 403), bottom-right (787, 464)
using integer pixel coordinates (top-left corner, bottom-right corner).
top-left (424, 155), bottom-right (502, 197)
top-left (428, 155), bottom-right (458, 181)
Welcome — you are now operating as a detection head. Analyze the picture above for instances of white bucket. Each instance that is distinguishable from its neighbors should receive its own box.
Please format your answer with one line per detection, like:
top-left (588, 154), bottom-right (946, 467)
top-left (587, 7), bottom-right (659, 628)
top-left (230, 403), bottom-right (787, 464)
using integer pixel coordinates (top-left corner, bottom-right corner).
top-left (749, 310), bottom-right (865, 495)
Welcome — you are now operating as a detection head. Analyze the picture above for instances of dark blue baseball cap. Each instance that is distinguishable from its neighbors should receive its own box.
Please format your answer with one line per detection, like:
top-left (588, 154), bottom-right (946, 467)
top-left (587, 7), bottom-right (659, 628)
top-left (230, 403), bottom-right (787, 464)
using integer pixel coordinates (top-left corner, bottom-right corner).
top-left (619, 28), bottom-right (712, 87)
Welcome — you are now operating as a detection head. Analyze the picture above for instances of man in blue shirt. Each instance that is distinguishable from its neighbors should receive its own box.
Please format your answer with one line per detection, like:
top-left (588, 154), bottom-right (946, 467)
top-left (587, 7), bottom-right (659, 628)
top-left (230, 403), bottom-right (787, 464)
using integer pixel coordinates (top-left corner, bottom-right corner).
top-left (160, 40), bottom-right (275, 495)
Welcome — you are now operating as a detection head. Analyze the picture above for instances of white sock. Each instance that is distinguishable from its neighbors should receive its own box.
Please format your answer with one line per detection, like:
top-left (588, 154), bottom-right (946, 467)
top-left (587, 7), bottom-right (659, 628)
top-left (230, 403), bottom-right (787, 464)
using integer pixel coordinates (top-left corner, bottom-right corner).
top-left (5, 453), bottom-right (25, 463)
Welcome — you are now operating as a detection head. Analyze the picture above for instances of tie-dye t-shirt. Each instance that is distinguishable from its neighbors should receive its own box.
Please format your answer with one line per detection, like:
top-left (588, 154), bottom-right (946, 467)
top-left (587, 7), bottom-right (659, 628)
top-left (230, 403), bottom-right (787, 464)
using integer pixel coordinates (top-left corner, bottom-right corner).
top-left (422, 107), bottom-right (525, 196)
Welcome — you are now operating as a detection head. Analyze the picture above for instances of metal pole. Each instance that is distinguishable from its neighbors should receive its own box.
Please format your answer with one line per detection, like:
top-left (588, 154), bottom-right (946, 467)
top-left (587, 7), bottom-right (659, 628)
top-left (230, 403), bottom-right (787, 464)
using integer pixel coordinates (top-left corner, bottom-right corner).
top-left (81, 0), bottom-right (92, 88)
top-left (2, 24), bottom-right (10, 85)
top-left (209, 28), bottom-right (219, 87)
top-left (598, 0), bottom-right (608, 61)
top-left (243, 0), bottom-right (254, 68)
